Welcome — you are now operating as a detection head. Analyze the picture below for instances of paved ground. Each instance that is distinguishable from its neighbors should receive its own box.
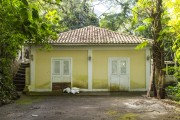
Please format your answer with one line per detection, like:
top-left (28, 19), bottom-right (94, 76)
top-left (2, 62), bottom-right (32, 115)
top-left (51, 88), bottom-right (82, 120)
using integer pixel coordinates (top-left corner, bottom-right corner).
top-left (0, 92), bottom-right (180, 120)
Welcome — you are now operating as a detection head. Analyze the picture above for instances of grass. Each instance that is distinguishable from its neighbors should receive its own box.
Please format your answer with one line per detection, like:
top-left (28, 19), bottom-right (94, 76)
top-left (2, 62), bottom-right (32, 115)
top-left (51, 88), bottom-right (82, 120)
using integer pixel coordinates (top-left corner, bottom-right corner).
top-left (118, 113), bottom-right (139, 120)
top-left (106, 109), bottom-right (139, 120)
top-left (106, 110), bottom-right (118, 116)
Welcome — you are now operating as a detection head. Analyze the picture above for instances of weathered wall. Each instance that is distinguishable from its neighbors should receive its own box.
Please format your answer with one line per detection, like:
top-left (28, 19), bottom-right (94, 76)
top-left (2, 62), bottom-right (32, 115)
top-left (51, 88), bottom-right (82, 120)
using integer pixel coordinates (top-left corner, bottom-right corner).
top-left (35, 50), bottom-right (88, 89)
top-left (93, 50), bottom-right (146, 89)
top-left (31, 47), bottom-right (146, 91)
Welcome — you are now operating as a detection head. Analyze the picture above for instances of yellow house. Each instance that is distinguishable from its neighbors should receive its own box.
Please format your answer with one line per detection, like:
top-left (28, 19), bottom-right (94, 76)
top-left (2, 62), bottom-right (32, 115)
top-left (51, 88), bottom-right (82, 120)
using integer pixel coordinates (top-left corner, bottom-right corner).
top-left (27, 25), bottom-right (151, 92)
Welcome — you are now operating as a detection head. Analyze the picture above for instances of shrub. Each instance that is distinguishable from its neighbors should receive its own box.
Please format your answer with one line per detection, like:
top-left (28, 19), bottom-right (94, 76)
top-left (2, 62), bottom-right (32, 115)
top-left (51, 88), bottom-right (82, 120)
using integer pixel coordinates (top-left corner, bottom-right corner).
top-left (166, 82), bottom-right (180, 101)
top-left (0, 76), bottom-right (20, 105)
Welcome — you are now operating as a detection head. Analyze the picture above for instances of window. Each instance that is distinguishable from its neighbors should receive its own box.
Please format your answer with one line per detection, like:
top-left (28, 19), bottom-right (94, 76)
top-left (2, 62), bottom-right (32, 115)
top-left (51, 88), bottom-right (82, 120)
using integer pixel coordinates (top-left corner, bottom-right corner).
top-left (53, 61), bottom-right (60, 75)
top-left (52, 58), bottom-right (71, 82)
top-left (111, 59), bottom-right (127, 75)
top-left (112, 60), bottom-right (118, 74)
top-left (63, 60), bottom-right (70, 75)
top-left (120, 60), bottom-right (126, 74)
top-left (52, 59), bottom-right (71, 75)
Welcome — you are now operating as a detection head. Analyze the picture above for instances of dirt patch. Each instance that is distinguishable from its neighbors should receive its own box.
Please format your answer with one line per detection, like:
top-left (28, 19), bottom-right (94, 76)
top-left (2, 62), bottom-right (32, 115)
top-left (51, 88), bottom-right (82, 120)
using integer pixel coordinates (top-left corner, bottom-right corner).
top-left (124, 99), bottom-right (175, 112)
top-left (123, 98), bottom-right (177, 119)
top-left (0, 94), bottom-right (179, 120)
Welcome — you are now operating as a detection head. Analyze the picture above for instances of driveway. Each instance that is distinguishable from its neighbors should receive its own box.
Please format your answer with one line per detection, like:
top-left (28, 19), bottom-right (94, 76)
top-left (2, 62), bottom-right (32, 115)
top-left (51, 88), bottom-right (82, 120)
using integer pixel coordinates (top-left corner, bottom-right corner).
top-left (0, 92), bottom-right (180, 120)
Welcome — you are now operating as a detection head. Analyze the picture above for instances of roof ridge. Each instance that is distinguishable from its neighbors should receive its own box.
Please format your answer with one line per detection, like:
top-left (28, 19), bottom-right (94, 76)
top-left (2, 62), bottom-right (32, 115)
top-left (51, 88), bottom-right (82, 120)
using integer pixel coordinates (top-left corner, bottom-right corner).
top-left (54, 25), bottom-right (151, 45)
top-left (83, 25), bottom-right (150, 40)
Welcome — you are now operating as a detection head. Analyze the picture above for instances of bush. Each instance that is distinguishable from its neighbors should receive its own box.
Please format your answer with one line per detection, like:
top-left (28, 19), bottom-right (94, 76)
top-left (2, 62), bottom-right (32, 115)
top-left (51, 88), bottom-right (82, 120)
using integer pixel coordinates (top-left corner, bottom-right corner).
top-left (0, 74), bottom-right (20, 105)
top-left (165, 81), bottom-right (178, 88)
top-left (166, 82), bottom-right (180, 101)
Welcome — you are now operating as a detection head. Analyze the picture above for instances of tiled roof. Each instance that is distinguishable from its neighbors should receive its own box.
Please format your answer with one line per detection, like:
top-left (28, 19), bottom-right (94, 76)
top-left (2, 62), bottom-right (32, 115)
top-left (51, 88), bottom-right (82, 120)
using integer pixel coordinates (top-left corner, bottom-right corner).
top-left (49, 25), bottom-right (148, 45)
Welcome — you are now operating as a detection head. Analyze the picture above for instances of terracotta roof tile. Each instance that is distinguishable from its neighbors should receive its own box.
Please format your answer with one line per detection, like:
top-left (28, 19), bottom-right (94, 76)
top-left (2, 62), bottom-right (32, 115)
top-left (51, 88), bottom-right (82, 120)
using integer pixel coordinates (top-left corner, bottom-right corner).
top-left (49, 25), bottom-right (148, 45)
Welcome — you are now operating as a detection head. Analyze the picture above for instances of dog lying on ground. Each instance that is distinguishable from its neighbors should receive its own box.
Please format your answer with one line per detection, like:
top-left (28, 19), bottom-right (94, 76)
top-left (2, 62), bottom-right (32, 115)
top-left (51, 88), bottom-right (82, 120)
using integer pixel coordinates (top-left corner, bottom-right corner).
top-left (63, 87), bottom-right (80, 94)
top-left (63, 87), bottom-right (71, 93)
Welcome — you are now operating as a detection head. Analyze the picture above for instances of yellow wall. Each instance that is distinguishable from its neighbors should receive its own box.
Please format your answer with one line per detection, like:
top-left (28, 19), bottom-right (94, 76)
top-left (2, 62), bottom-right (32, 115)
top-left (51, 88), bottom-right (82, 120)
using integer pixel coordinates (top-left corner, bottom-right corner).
top-left (93, 50), bottom-right (146, 89)
top-left (33, 48), bottom-right (146, 91)
top-left (35, 50), bottom-right (88, 89)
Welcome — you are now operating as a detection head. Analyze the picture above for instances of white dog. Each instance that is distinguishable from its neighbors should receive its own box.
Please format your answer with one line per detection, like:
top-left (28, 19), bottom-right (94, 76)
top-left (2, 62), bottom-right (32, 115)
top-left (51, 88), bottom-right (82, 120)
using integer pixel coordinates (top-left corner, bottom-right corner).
top-left (71, 87), bottom-right (80, 94)
top-left (63, 87), bottom-right (71, 93)
top-left (63, 87), bottom-right (80, 94)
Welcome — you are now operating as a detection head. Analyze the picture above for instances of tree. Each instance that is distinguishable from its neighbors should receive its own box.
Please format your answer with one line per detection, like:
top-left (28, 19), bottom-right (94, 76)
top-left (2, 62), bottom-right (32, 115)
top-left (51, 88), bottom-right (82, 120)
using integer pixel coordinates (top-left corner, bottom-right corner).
top-left (135, 0), bottom-right (165, 99)
top-left (99, 0), bottom-right (136, 33)
top-left (133, 0), bottom-right (179, 99)
top-left (0, 0), bottom-right (99, 104)
top-left (0, 0), bottom-right (58, 104)
top-left (100, 13), bottom-right (132, 32)
top-left (97, 0), bottom-right (179, 99)
top-left (62, 0), bottom-right (99, 30)
top-left (166, 0), bottom-right (180, 64)
top-left (53, 0), bottom-right (99, 31)
top-left (38, 0), bottom-right (99, 31)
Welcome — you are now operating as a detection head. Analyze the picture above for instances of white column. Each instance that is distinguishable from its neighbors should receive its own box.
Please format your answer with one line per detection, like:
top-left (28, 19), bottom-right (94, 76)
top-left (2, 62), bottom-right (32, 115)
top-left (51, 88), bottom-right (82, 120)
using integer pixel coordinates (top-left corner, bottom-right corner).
top-left (28, 47), bottom-right (36, 91)
top-left (146, 48), bottom-right (151, 90)
top-left (88, 49), bottom-right (92, 90)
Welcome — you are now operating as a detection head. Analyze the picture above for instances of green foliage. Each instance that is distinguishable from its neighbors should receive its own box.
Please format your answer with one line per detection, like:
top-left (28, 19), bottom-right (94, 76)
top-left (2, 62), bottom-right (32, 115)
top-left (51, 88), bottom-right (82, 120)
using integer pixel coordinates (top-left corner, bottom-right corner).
top-left (174, 66), bottom-right (180, 81)
top-left (57, 0), bottom-right (99, 31)
top-left (165, 0), bottom-right (180, 64)
top-left (135, 26), bottom-right (146, 32)
top-left (0, 0), bottom-right (98, 104)
top-left (133, 0), bottom-right (178, 66)
top-left (100, 13), bottom-right (125, 31)
top-left (0, 78), bottom-right (19, 104)
top-left (39, 0), bottom-right (98, 32)
top-left (166, 82), bottom-right (180, 101)
top-left (143, 18), bottom-right (153, 25)
top-left (173, 37), bottom-right (180, 63)
top-left (99, 0), bottom-right (135, 33)
top-left (0, 0), bottom-right (58, 104)
top-left (135, 41), bottom-right (149, 49)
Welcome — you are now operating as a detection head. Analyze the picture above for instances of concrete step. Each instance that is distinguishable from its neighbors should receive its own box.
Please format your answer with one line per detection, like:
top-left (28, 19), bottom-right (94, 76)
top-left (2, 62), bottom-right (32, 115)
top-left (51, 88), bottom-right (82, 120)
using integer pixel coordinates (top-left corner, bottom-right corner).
top-left (15, 73), bottom-right (25, 77)
top-left (14, 81), bottom-right (25, 83)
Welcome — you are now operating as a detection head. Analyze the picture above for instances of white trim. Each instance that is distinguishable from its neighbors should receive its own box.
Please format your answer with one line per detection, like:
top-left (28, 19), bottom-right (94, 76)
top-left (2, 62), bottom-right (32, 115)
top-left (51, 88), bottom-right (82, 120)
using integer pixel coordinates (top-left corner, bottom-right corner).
top-left (129, 89), bottom-right (147, 91)
top-left (34, 46), bottom-right (146, 51)
top-left (88, 49), bottom-right (92, 90)
top-left (80, 89), bottom-right (109, 92)
top-left (53, 47), bottom-right (138, 50)
top-left (108, 59), bottom-right (111, 90)
top-left (146, 48), bottom-right (151, 90)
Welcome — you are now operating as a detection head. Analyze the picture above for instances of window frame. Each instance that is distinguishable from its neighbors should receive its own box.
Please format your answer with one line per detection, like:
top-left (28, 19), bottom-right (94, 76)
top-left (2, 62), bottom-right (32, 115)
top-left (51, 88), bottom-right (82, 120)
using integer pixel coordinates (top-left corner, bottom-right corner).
top-left (51, 57), bottom-right (72, 83)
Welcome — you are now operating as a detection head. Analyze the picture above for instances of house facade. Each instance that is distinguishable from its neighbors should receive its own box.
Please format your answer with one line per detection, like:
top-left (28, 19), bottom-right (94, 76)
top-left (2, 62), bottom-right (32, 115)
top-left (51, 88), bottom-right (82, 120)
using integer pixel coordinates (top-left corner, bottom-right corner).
top-left (27, 26), bottom-right (151, 92)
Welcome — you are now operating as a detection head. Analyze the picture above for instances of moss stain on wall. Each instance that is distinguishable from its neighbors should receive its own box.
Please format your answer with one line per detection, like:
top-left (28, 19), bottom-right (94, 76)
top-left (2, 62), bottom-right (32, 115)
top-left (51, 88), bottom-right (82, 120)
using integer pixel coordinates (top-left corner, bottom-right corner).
top-left (93, 79), bottom-right (108, 89)
top-left (73, 76), bottom-right (88, 88)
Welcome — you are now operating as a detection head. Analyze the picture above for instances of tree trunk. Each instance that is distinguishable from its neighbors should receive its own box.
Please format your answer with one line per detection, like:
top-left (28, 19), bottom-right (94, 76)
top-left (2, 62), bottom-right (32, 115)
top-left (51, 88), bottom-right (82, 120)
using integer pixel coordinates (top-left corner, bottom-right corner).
top-left (151, 0), bottom-right (165, 99)
top-left (147, 62), bottom-right (154, 97)
top-left (152, 63), bottom-right (157, 97)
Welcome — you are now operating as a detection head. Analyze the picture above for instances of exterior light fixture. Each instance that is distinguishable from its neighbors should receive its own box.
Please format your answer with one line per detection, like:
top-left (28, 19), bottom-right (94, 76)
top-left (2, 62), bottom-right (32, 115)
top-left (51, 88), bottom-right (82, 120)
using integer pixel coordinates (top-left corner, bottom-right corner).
top-left (147, 55), bottom-right (150, 61)
top-left (88, 56), bottom-right (91, 61)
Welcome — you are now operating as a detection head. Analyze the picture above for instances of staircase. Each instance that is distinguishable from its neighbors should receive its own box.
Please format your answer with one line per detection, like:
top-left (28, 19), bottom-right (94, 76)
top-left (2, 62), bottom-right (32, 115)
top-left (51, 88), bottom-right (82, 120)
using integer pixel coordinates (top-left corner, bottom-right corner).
top-left (13, 63), bottom-right (30, 91)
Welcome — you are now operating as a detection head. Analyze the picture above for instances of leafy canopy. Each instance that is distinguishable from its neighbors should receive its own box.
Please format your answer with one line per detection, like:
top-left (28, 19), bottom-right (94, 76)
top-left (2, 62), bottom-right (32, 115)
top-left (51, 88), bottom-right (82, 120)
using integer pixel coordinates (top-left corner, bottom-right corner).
top-left (0, 0), bottom-right (58, 104)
